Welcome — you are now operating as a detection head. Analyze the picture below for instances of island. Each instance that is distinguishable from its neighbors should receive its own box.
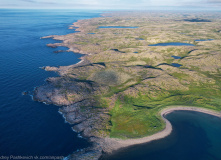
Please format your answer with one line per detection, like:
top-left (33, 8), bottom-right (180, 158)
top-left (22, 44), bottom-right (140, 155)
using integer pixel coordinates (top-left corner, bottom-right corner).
top-left (34, 11), bottom-right (221, 160)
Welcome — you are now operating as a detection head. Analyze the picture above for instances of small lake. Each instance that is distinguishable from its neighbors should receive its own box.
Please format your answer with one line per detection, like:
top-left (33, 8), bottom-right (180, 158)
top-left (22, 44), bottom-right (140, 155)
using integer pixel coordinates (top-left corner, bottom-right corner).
top-left (98, 26), bottom-right (138, 29)
top-left (183, 18), bottom-right (211, 22)
top-left (135, 38), bottom-right (144, 40)
top-left (171, 63), bottom-right (182, 67)
top-left (111, 49), bottom-right (125, 53)
top-left (171, 56), bottom-right (181, 59)
top-left (88, 33), bottom-right (96, 34)
top-left (101, 111), bottom-right (221, 160)
top-left (195, 39), bottom-right (214, 41)
top-left (149, 42), bottom-right (195, 46)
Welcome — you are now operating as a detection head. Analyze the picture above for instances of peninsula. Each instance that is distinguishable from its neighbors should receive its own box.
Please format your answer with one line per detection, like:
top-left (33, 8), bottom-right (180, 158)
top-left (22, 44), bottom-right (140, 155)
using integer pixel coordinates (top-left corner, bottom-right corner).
top-left (34, 11), bottom-right (221, 160)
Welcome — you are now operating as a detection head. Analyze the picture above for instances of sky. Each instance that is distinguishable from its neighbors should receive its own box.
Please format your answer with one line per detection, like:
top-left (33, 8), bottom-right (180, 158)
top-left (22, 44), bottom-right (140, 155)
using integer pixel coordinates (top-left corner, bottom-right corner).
top-left (1, 0), bottom-right (221, 10)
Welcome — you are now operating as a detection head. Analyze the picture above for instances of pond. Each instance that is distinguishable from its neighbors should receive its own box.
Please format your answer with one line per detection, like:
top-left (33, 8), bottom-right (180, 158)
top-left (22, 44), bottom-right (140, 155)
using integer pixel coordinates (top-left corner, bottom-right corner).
top-left (135, 38), bottom-right (144, 40)
top-left (171, 63), bottom-right (182, 67)
top-left (183, 18), bottom-right (211, 22)
top-left (195, 39), bottom-right (214, 41)
top-left (171, 56), bottom-right (181, 59)
top-left (149, 42), bottom-right (195, 46)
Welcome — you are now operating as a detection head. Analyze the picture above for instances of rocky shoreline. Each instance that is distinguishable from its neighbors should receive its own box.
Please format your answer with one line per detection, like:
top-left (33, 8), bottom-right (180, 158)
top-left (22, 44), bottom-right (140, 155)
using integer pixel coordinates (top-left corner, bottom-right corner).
top-left (35, 35), bottom-right (112, 159)
top-left (34, 11), bottom-right (221, 160)
top-left (34, 46), bottom-right (221, 159)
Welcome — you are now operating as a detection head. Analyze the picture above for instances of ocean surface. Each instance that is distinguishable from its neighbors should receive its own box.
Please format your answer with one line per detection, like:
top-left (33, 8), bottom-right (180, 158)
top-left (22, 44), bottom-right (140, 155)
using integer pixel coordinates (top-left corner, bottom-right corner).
top-left (102, 111), bottom-right (221, 160)
top-left (0, 9), bottom-right (101, 157)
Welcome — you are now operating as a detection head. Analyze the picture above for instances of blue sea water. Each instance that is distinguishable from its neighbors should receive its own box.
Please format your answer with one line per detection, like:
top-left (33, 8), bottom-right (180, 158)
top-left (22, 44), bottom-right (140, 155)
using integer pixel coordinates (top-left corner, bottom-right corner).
top-left (0, 9), bottom-right (101, 157)
top-left (102, 111), bottom-right (221, 160)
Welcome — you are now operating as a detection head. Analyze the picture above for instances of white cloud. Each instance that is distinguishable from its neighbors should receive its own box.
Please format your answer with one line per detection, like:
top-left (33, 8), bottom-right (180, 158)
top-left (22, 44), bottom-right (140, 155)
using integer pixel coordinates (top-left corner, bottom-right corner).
top-left (0, 0), bottom-right (221, 9)
top-left (207, 0), bottom-right (221, 3)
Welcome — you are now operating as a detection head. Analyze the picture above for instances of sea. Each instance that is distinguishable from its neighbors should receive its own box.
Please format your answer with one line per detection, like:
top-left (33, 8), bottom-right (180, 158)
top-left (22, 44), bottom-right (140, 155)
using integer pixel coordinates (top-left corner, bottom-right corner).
top-left (0, 9), bottom-right (101, 158)
top-left (0, 9), bottom-right (221, 160)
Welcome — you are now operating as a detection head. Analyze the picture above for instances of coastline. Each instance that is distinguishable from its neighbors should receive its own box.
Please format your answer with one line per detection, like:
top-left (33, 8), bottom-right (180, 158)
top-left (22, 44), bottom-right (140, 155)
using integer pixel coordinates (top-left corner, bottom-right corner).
top-left (102, 106), bottom-right (221, 153)
top-left (35, 12), bottom-right (221, 160)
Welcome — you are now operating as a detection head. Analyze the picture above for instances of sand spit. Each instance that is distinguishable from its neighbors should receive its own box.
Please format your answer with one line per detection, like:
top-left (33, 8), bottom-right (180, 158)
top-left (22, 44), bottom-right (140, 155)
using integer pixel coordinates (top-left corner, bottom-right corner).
top-left (102, 106), bottom-right (221, 153)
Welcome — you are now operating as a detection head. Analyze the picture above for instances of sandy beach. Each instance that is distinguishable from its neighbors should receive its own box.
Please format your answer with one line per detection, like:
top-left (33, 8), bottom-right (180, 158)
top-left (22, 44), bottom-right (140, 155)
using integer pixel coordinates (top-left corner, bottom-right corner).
top-left (103, 106), bottom-right (221, 153)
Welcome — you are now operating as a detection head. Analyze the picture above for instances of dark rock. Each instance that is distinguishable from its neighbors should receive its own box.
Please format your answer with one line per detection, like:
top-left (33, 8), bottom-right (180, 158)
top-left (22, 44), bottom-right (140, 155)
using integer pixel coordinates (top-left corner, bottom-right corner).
top-left (22, 91), bottom-right (29, 95)
top-left (53, 50), bottom-right (66, 53)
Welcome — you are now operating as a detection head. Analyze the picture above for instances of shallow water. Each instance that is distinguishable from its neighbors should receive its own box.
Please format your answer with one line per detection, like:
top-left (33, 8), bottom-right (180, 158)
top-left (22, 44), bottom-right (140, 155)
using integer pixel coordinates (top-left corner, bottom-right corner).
top-left (0, 9), bottom-right (101, 157)
top-left (149, 42), bottom-right (195, 46)
top-left (102, 111), bottom-right (221, 160)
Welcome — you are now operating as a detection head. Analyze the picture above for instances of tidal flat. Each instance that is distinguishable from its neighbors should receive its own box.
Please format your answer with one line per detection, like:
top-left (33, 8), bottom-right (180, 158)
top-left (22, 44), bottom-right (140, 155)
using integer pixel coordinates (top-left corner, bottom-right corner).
top-left (34, 11), bottom-right (221, 159)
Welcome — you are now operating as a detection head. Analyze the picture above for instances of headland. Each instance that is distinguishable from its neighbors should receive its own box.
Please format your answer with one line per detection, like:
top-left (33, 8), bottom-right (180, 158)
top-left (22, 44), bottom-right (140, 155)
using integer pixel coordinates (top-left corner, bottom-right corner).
top-left (34, 11), bottom-right (221, 160)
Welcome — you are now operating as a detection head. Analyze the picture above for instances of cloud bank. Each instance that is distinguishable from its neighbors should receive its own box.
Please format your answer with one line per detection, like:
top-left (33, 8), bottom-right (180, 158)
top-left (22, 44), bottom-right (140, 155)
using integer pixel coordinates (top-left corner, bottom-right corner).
top-left (0, 0), bottom-right (221, 10)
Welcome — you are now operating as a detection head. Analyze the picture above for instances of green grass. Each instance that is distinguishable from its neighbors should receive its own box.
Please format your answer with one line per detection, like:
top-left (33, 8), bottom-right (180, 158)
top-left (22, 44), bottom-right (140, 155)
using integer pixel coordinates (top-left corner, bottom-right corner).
top-left (109, 81), bottom-right (221, 139)
top-left (171, 72), bottom-right (189, 80)
top-left (94, 96), bottom-right (109, 108)
top-left (107, 63), bottom-right (221, 139)
top-left (141, 58), bottom-right (154, 65)
top-left (165, 58), bottom-right (174, 64)
top-left (110, 98), bottom-right (165, 139)
top-left (105, 79), bottom-right (141, 97)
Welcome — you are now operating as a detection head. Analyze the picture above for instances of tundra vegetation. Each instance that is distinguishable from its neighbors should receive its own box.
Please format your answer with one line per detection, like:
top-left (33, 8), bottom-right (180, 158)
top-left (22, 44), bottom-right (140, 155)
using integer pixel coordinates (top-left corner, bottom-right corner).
top-left (36, 11), bottom-right (221, 139)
